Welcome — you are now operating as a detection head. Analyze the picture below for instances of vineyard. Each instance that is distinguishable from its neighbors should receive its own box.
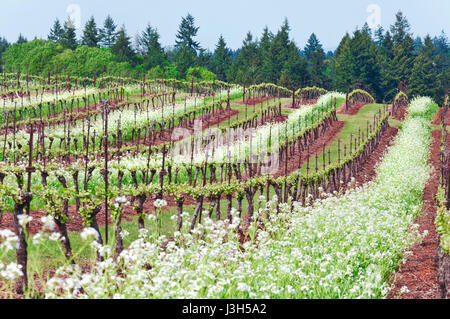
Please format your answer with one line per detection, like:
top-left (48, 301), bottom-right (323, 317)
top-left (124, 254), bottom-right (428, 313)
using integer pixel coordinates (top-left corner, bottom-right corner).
top-left (0, 71), bottom-right (448, 299)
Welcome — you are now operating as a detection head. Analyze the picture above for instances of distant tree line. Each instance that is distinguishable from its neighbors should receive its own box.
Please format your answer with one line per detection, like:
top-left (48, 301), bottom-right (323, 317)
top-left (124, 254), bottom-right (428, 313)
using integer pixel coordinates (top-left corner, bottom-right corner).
top-left (0, 11), bottom-right (448, 103)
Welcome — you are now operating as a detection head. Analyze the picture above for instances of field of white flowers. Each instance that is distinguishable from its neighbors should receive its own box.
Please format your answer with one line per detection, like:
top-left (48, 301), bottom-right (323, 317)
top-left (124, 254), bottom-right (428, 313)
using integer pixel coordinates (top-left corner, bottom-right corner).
top-left (0, 97), bottom-right (437, 299)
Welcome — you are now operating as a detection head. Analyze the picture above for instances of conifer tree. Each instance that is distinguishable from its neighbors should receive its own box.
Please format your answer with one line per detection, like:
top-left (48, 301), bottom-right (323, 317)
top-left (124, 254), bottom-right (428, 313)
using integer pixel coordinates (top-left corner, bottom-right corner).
top-left (262, 19), bottom-right (290, 83)
top-left (112, 26), bottom-right (135, 64)
top-left (48, 19), bottom-right (64, 43)
top-left (374, 26), bottom-right (385, 47)
top-left (138, 23), bottom-right (166, 69)
top-left (61, 17), bottom-right (78, 50)
top-left (175, 13), bottom-right (200, 53)
top-left (100, 15), bottom-right (118, 47)
top-left (82, 16), bottom-right (100, 47)
top-left (214, 35), bottom-right (232, 81)
top-left (409, 35), bottom-right (440, 99)
top-left (230, 32), bottom-right (260, 84)
top-left (304, 33), bottom-right (325, 84)
top-left (17, 34), bottom-right (28, 44)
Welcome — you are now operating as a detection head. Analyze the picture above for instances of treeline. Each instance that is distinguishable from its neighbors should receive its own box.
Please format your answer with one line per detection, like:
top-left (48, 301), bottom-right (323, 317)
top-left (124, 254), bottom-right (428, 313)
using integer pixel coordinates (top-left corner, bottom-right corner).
top-left (0, 11), bottom-right (448, 103)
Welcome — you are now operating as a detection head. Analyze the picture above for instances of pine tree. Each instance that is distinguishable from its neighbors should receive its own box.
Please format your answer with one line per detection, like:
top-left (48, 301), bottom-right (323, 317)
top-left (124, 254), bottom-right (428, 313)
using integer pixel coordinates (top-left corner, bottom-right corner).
top-left (335, 33), bottom-right (351, 57)
top-left (413, 36), bottom-right (423, 54)
top-left (17, 34), bottom-right (28, 44)
top-left (214, 35), bottom-right (232, 81)
top-left (361, 22), bottom-right (372, 37)
top-left (0, 37), bottom-right (9, 67)
top-left (374, 26), bottom-right (385, 47)
top-left (138, 23), bottom-right (166, 69)
top-left (349, 28), bottom-right (381, 96)
top-left (281, 43), bottom-right (309, 89)
top-left (389, 12), bottom-right (415, 96)
top-left (175, 13), bottom-right (200, 53)
top-left (378, 31), bottom-right (396, 101)
top-left (409, 35), bottom-right (440, 99)
top-left (100, 15), bottom-right (118, 48)
top-left (230, 32), bottom-right (260, 84)
top-left (391, 34), bottom-right (415, 86)
top-left (48, 19), bottom-right (64, 43)
top-left (433, 31), bottom-right (450, 104)
top-left (82, 16), bottom-right (100, 47)
top-left (333, 34), bottom-right (353, 91)
top-left (61, 17), bottom-right (78, 50)
top-left (390, 11), bottom-right (411, 43)
top-left (304, 33), bottom-right (320, 60)
top-left (262, 19), bottom-right (291, 83)
top-left (197, 49), bottom-right (214, 70)
top-left (176, 46), bottom-right (197, 78)
top-left (304, 33), bottom-right (325, 84)
top-left (259, 26), bottom-right (273, 62)
top-left (112, 26), bottom-right (135, 64)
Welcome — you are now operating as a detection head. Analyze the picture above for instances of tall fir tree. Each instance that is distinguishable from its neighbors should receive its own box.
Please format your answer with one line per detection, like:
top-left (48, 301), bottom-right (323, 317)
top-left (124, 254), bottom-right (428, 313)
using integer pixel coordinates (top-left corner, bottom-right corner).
top-left (0, 36), bottom-right (9, 69)
top-left (332, 33), bottom-right (353, 91)
top-left (17, 34), bottom-right (28, 44)
top-left (176, 46), bottom-right (197, 78)
top-left (82, 16), bottom-right (100, 47)
top-left (349, 28), bottom-right (381, 96)
top-left (262, 18), bottom-right (291, 83)
top-left (378, 31), bottom-right (396, 100)
top-left (433, 31), bottom-right (450, 103)
top-left (374, 26), bottom-right (385, 47)
top-left (197, 48), bottom-right (214, 70)
top-left (112, 26), bottom-right (135, 64)
top-left (304, 33), bottom-right (325, 84)
top-left (389, 12), bottom-right (415, 97)
top-left (409, 35), bottom-right (440, 100)
top-left (100, 15), bottom-right (118, 48)
top-left (175, 13), bottom-right (200, 53)
top-left (304, 33), bottom-right (320, 60)
top-left (259, 26), bottom-right (273, 63)
top-left (138, 23), bottom-right (166, 69)
top-left (230, 32), bottom-right (261, 84)
top-left (214, 35), bottom-right (232, 81)
top-left (280, 43), bottom-right (309, 89)
top-left (48, 19), bottom-right (64, 43)
top-left (174, 13), bottom-right (200, 76)
top-left (413, 36), bottom-right (423, 54)
top-left (61, 17), bottom-right (78, 50)
top-left (390, 11), bottom-right (411, 43)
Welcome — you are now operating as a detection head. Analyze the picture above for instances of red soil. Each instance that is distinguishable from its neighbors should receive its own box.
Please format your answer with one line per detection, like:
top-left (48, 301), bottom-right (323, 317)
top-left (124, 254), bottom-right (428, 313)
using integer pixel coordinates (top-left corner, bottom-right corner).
top-left (393, 105), bottom-right (408, 121)
top-left (273, 121), bottom-right (345, 178)
top-left (343, 126), bottom-right (399, 191)
top-left (432, 108), bottom-right (450, 126)
top-left (387, 129), bottom-right (441, 299)
top-left (337, 102), bottom-right (368, 115)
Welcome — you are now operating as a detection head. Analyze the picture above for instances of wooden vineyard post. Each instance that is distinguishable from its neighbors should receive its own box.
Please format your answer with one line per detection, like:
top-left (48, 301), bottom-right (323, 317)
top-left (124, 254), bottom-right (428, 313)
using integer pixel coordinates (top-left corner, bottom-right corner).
top-left (103, 103), bottom-right (109, 244)
top-left (345, 84), bottom-right (349, 113)
top-left (392, 89), bottom-right (396, 117)
top-left (292, 89), bottom-right (295, 108)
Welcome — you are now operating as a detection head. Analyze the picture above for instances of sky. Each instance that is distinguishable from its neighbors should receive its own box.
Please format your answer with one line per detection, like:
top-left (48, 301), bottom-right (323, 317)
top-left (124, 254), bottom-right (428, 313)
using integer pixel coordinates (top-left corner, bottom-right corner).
top-left (0, 0), bottom-right (449, 52)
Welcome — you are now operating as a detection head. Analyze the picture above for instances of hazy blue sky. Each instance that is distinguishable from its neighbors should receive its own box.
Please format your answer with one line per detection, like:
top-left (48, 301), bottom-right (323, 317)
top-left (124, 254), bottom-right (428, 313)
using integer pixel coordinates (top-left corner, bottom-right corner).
top-left (0, 0), bottom-right (449, 51)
